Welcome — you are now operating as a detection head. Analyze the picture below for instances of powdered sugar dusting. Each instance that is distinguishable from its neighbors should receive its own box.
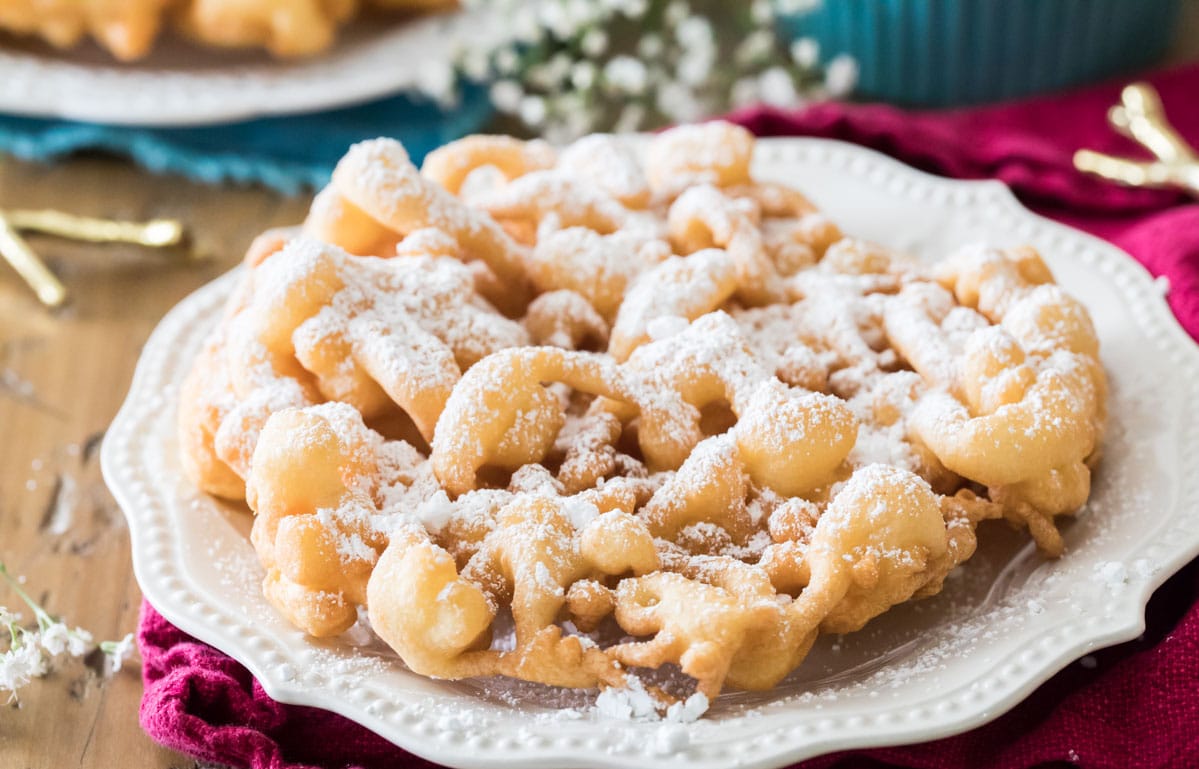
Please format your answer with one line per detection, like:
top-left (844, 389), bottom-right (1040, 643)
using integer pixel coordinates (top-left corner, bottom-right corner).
top-left (165, 129), bottom-right (1147, 742)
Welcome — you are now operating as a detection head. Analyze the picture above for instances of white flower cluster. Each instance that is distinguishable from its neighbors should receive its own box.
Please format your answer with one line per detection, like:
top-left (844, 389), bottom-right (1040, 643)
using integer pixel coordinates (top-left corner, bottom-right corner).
top-left (0, 562), bottom-right (135, 702)
top-left (446, 0), bottom-right (856, 140)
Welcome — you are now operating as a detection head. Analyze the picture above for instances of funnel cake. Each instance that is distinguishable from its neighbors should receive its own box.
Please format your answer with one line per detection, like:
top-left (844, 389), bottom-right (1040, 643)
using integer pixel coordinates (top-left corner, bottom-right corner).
top-left (0, 0), bottom-right (452, 61)
top-left (178, 123), bottom-right (1107, 717)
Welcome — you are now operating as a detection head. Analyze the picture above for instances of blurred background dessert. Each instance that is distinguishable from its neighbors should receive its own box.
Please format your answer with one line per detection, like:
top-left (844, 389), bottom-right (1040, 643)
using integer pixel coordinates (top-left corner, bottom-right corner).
top-left (0, 0), bottom-right (455, 61)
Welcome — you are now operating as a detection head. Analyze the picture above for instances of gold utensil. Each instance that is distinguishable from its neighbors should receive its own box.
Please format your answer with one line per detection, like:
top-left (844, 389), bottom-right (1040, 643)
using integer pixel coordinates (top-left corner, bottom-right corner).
top-left (1073, 82), bottom-right (1199, 196)
top-left (4, 210), bottom-right (185, 248)
top-left (0, 213), bottom-right (67, 308)
top-left (0, 209), bottom-right (187, 308)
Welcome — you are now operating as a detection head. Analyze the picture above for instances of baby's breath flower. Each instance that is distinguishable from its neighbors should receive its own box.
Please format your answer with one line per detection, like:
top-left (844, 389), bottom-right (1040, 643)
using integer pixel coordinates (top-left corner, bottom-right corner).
top-left (100, 634), bottom-right (135, 675)
top-left (39, 621), bottom-right (71, 655)
top-left (459, 47), bottom-right (491, 81)
top-left (564, 106), bottom-right (600, 137)
top-left (36, 621), bottom-right (92, 658)
top-left (519, 95), bottom-right (549, 127)
top-left (0, 560), bottom-right (129, 700)
top-left (637, 33), bottom-right (663, 59)
top-left (603, 56), bottom-right (649, 95)
top-left (751, 0), bottom-right (776, 24)
top-left (1, 647), bottom-right (37, 695)
top-left (676, 47), bottom-right (715, 87)
top-left (824, 53), bottom-right (859, 97)
top-left (0, 606), bottom-right (17, 626)
top-left (67, 627), bottom-right (94, 657)
top-left (510, 7), bottom-right (544, 44)
top-left (735, 29), bottom-right (777, 68)
top-left (493, 47), bottom-right (520, 75)
top-left (664, 0), bottom-right (691, 27)
top-left (731, 75), bottom-right (762, 108)
top-left (19, 638), bottom-right (48, 677)
top-left (527, 56), bottom-right (570, 90)
top-left (460, 0), bottom-right (851, 138)
top-left (538, 2), bottom-right (577, 38)
top-left (774, 0), bottom-right (821, 14)
top-left (489, 80), bottom-right (524, 112)
top-left (571, 0), bottom-right (606, 28)
top-left (790, 36), bottom-right (819, 68)
top-left (580, 27), bottom-right (609, 57)
top-left (613, 103), bottom-right (648, 134)
top-left (570, 61), bottom-right (598, 90)
top-left (656, 81), bottom-right (702, 123)
top-left (610, 0), bottom-right (649, 19)
top-left (2, 632), bottom-right (48, 696)
top-left (415, 61), bottom-right (458, 106)
top-left (673, 15), bottom-right (713, 51)
top-left (757, 65), bottom-right (802, 107)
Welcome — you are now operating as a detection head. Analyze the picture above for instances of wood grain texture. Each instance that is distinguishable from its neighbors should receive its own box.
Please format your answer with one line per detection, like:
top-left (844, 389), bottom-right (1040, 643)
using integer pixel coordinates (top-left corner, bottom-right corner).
top-left (0, 155), bottom-right (308, 769)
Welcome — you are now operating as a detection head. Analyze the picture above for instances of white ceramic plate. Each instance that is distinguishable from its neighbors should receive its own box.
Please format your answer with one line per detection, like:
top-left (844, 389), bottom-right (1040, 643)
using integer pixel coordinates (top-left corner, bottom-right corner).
top-left (103, 137), bottom-right (1199, 769)
top-left (0, 10), bottom-right (480, 126)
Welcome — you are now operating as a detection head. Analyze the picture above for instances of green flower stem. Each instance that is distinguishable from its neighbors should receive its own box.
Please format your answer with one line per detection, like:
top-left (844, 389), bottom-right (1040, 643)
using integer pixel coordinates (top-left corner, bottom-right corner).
top-left (0, 561), bottom-right (58, 631)
top-left (5, 621), bottom-right (30, 649)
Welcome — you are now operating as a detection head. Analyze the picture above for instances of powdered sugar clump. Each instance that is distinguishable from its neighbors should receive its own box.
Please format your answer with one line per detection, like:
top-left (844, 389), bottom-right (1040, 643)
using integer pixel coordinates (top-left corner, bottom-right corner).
top-left (414, 490), bottom-right (456, 534)
top-left (594, 677), bottom-right (710, 724)
top-left (666, 692), bottom-right (709, 723)
top-left (595, 676), bottom-right (660, 720)
top-left (1094, 561), bottom-right (1128, 590)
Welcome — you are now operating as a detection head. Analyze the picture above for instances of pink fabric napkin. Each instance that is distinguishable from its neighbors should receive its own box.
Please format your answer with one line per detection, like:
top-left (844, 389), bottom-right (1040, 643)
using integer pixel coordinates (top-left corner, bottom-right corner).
top-left (728, 63), bottom-right (1199, 339)
top-left (138, 64), bottom-right (1199, 769)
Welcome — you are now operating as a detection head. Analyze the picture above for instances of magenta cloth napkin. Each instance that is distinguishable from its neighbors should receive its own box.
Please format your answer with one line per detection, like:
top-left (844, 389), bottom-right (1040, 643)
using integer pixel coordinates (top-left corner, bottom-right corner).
top-left (138, 64), bottom-right (1199, 769)
top-left (728, 63), bottom-right (1199, 340)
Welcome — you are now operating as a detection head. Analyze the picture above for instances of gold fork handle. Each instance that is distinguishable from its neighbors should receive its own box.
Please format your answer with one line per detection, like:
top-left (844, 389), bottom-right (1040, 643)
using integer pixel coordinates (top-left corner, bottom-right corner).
top-left (0, 214), bottom-right (67, 307)
top-left (3, 209), bottom-right (185, 247)
top-left (1110, 83), bottom-right (1198, 165)
top-left (1074, 149), bottom-right (1199, 196)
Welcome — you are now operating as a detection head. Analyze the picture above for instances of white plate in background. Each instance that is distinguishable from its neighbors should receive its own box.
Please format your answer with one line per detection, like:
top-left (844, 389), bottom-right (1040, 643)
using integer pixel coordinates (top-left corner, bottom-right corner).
top-left (0, 11), bottom-right (479, 126)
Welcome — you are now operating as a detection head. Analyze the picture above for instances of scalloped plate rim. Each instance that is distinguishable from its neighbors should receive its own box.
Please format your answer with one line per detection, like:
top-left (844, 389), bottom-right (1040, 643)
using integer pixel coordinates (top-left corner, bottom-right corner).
top-left (102, 136), bottom-right (1199, 769)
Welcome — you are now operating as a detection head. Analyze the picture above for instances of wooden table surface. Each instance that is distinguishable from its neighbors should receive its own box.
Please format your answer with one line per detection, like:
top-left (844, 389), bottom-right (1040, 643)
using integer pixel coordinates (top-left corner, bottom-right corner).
top-left (0, 156), bottom-right (308, 768)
